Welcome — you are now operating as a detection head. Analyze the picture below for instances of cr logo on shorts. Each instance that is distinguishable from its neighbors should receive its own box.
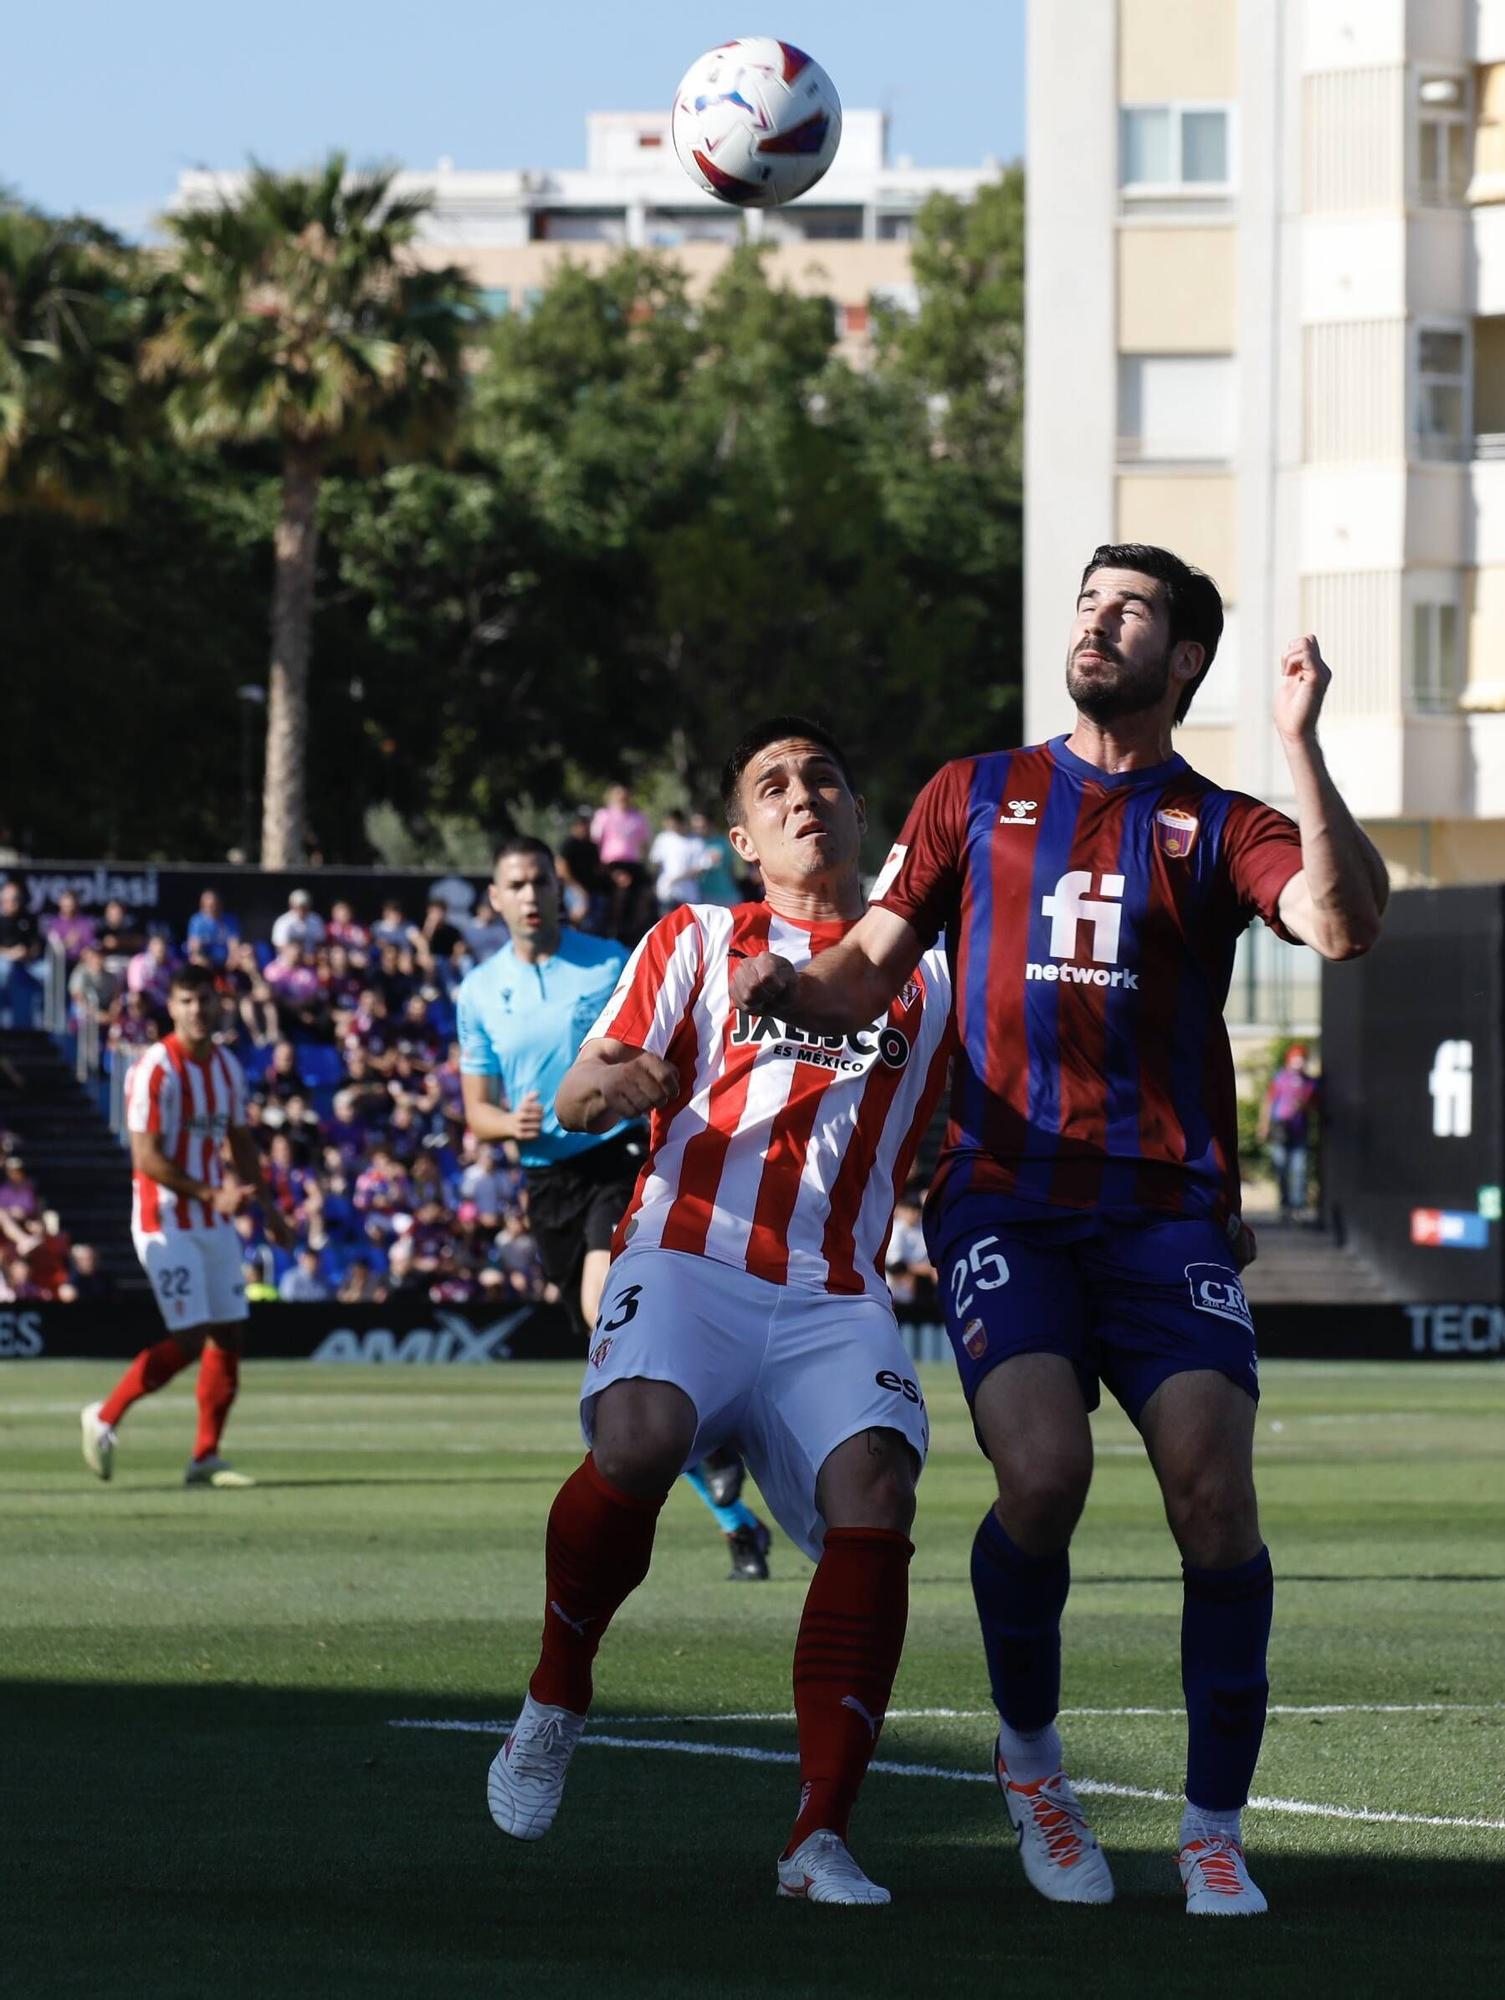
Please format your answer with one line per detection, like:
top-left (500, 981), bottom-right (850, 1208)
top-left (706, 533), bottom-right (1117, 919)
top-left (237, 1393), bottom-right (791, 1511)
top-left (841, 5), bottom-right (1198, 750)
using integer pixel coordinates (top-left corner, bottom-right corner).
top-left (589, 1337), bottom-right (614, 1370)
top-left (1186, 1263), bottom-right (1253, 1333)
top-left (875, 1368), bottom-right (923, 1405)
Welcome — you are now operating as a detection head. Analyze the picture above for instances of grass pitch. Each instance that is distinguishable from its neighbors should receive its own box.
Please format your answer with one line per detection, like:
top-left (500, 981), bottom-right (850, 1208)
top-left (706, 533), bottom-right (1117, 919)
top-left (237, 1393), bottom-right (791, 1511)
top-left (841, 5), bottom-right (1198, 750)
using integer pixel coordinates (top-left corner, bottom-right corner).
top-left (3, 1358), bottom-right (1503, 1998)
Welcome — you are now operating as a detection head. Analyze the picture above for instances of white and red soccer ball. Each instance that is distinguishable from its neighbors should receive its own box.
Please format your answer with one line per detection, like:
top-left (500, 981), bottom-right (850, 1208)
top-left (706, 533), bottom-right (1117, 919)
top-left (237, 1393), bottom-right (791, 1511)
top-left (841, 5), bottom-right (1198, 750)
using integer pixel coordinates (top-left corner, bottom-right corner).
top-left (671, 38), bottom-right (843, 207)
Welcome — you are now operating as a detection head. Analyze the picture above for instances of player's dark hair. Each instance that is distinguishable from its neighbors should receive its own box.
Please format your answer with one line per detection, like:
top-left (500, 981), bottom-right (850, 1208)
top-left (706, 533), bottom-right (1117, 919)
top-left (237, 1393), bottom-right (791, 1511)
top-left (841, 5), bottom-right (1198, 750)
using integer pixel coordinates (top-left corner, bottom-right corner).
top-left (169, 961), bottom-right (216, 996)
top-left (492, 835), bottom-right (555, 874)
top-left (1079, 543), bottom-right (1224, 724)
top-left (720, 715), bottom-right (857, 824)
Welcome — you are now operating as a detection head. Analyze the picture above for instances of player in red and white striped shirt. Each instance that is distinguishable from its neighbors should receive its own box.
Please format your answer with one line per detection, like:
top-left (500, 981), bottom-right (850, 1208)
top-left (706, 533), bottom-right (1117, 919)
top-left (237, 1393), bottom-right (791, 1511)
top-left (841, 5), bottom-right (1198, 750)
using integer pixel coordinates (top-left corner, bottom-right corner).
top-left (81, 963), bottom-right (293, 1487)
top-left (487, 719), bottom-right (953, 1907)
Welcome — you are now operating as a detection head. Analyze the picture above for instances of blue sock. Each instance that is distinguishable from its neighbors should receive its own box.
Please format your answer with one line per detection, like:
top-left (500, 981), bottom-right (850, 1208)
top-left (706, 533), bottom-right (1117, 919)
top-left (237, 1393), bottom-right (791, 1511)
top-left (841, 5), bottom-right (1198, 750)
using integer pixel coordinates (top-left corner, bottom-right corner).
top-left (683, 1467), bottom-right (756, 1537)
top-left (1182, 1546), bottom-right (1274, 1811)
top-left (971, 1508), bottom-right (1070, 1733)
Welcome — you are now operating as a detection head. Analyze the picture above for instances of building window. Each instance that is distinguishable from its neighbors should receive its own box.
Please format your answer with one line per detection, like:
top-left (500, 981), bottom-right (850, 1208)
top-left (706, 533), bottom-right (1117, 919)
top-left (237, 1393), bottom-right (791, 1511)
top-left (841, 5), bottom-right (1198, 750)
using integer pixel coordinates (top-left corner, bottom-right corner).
top-left (877, 214), bottom-right (915, 241)
top-left (1417, 72), bottom-right (1469, 205)
top-left (1408, 599), bottom-right (1462, 712)
top-left (477, 288), bottom-right (511, 319)
top-left (1118, 354), bottom-right (1235, 462)
top-left (1121, 105), bottom-right (1233, 192)
top-left (1414, 325), bottom-right (1469, 460)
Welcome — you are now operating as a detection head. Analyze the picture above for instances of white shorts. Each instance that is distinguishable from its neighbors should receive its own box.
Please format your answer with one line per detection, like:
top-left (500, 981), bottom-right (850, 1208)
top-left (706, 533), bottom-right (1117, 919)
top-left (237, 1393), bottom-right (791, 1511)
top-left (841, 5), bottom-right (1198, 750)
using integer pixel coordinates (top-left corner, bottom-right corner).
top-left (580, 1247), bottom-right (929, 1561)
top-left (133, 1225), bottom-right (248, 1334)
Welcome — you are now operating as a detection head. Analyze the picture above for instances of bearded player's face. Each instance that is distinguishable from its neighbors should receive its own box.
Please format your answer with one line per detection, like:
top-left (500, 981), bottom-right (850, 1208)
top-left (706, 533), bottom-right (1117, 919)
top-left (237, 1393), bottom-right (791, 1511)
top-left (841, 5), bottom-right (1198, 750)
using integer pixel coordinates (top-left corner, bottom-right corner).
top-left (1066, 567), bottom-right (1181, 724)
top-left (168, 981), bottom-right (221, 1047)
top-left (730, 739), bottom-right (865, 890)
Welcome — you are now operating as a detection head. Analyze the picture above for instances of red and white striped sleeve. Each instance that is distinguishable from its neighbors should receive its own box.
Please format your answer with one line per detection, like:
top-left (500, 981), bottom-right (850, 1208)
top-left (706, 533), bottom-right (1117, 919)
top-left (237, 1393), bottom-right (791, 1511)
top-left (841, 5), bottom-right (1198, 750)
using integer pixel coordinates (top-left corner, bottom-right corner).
top-left (126, 1044), bottom-right (174, 1137)
top-left (587, 904), bottom-right (706, 1056)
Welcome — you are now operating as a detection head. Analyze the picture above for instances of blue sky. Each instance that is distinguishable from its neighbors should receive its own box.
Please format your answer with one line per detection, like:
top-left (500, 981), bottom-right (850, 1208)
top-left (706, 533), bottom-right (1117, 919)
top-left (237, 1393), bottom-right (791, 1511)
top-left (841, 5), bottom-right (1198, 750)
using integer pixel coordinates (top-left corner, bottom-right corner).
top-left (10, 0), bottom-right (1025, 237)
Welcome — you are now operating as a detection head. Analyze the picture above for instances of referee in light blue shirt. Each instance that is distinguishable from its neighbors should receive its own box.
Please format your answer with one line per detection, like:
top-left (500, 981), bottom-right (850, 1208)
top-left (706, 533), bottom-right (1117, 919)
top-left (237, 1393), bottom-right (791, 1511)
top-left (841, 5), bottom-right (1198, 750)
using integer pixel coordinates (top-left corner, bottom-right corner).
top-left (458, 834), bottom-right (773, 1580)
top-left (457, 837), bottom-right (639, 1338)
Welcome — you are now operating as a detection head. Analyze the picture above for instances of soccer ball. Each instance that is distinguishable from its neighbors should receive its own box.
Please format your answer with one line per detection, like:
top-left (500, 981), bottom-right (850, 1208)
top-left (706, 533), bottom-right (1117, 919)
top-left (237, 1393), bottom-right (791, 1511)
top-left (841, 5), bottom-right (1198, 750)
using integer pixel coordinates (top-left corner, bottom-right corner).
top-left (671, 38), bottom-right (842, 207)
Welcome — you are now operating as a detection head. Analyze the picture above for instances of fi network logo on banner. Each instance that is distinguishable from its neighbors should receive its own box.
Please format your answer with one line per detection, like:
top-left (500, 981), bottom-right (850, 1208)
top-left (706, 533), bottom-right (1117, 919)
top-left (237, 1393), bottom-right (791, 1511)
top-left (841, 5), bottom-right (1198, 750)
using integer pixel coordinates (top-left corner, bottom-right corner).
top-left (1429, 1040), bottom-right (1473, 1139)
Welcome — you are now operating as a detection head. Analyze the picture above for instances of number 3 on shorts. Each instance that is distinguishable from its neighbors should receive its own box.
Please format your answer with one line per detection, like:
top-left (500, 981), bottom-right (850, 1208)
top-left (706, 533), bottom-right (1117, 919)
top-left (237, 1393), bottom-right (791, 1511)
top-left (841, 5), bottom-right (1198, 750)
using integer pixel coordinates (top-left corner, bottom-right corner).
top-left (600, 1282), bottom-right (643, 1333)
top-left (950, 1235), bottom-right (1010, 1320)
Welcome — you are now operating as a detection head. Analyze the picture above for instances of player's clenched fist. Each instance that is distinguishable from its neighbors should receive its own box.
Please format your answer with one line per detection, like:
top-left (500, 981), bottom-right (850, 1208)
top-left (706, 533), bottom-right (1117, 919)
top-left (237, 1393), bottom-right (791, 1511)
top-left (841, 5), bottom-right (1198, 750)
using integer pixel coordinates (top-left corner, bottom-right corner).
top-left (601, 1052), bottom-right (681, 1119)
top-left (729, 950), bottom-right (801, 1015)
top-left (1274, 634), bottom-right (1331, 743)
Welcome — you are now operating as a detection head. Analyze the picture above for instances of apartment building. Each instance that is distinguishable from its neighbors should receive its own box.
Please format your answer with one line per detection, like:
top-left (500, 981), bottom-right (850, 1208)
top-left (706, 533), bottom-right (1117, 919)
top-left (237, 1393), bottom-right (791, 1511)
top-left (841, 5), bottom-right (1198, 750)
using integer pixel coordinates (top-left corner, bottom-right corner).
top-left (1027, 0), bottom-right (1505, 1021)
top-left (173, 110), bottom-right (1000, 366)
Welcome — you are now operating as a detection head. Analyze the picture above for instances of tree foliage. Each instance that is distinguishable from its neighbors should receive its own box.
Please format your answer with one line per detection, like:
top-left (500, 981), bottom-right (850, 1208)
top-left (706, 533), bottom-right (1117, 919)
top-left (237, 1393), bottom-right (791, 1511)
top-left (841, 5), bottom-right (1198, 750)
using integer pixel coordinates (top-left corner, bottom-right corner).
top-left (2, 171), bottom-right (1025, 861)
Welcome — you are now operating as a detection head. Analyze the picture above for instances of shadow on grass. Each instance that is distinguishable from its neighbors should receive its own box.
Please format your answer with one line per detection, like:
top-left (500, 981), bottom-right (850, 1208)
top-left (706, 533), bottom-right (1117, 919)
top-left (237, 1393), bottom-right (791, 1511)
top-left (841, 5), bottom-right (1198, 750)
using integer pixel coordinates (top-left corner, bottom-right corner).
top-left (8, 1679), bottom-right (1503, 2000)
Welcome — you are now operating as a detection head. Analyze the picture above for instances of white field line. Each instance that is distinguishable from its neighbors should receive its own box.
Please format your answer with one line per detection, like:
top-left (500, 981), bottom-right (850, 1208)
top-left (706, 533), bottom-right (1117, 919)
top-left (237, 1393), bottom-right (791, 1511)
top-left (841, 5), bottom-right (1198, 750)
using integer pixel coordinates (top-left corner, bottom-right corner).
top-left (560, 1702), bottom-right (1505, 1723)
top-left (388, 1718), bottom-right (1505, 1833)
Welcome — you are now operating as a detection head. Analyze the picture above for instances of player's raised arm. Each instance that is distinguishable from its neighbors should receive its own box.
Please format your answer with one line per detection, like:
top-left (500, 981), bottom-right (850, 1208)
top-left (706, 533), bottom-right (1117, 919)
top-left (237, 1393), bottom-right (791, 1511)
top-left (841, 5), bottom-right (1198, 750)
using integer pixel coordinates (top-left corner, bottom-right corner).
top-left (728, 903), bottom-right (923, 1034)
top-left (1270, 636), bottom-right (1389, 960)
top-left (556, 1036), bottom-right (681, 1133)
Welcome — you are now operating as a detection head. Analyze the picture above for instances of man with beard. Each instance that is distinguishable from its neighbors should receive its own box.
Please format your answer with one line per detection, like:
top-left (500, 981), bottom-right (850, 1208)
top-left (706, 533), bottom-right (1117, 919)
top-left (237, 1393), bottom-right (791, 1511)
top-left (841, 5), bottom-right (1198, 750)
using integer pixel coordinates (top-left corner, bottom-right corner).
top-left (729, 544), bottom-right (1388, 1917)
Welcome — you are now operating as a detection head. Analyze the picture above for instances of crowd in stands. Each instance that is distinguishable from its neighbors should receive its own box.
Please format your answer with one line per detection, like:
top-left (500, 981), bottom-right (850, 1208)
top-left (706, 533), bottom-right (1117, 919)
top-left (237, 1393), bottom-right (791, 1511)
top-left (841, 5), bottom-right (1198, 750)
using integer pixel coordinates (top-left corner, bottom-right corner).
top-left (0, 1138), bottom-right (115, 1305)
top-left (0, 785), bottom-right (773, 1309)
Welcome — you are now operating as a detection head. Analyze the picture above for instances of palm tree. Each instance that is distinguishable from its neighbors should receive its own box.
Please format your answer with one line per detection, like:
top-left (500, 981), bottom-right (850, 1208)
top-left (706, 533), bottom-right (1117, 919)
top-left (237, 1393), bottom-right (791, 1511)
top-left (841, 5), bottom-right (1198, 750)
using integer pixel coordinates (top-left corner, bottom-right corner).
top-left (144, 156), bottom-right (476, 865)
top-left (0, 201), bottom-right (138, 517)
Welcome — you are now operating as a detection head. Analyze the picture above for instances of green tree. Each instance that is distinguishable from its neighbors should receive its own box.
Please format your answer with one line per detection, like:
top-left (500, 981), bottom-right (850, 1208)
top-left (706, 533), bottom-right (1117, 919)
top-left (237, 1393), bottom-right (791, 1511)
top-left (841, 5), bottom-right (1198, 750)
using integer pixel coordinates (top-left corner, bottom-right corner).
top-left (143, 156), bottom-right (476, 865)
top-left (0, 202), bottom-right (140, 516)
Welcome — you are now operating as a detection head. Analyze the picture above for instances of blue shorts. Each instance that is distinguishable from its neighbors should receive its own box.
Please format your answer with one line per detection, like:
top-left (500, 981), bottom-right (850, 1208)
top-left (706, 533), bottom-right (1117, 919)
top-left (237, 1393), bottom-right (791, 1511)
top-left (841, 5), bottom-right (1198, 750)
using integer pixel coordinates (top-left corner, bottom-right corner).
top-left (925, 1190), bottom-right (1260, 1427)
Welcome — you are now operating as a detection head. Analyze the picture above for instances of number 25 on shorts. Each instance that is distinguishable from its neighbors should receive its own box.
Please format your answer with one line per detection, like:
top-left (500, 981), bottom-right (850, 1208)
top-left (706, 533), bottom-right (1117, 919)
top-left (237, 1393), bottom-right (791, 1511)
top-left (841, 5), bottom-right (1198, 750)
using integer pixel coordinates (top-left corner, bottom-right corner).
top-left (949, 1234), bottom-right (1010, 1320)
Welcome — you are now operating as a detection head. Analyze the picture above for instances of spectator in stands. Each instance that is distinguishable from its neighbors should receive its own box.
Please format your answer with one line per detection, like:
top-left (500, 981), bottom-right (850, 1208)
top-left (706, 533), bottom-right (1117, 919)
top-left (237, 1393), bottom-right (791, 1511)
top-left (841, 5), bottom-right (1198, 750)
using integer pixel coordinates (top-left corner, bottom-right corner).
top-left (278, 1246), bottom-right (330, 1302)
top-left (459, 1141), bottom-right (520, 1226)
top-left (264, 942), bottom-right (324, 1033)
top-left (185, 889), bottom-right (240, 966)
top-left (261, 1039), bottom-right (305, 1103)
top-left (243, 1260), bottom-right (280, 1304)
top-left (125, 933), bottom-right (174, 1007)
top-left (690, 810), bottom-right (742, 907)
top-left (558, 808), bottom-right (606, 932)
top-left (44, 890), bottom-right (98, 964)
top-left (354, 1145), bottom-right (414, 1228)
top-left (337, 1257), bottom-right (385, 1304)
top-left (415, 897), bottom-right (466, 972)
top-left (65, 1242), bottom-right (116, 1303)
top-left (493, 1208), bottom-right (546, 1297)
top-left (327, 900), bottom-right (370, 951)
top-left (649, 807), bottom-right (708, 918)
top-left (95, 898), bottom-right (144, 970)
top-left (107, 989), bottom-right (162, 1057)
top-left (226, 940), bottom-right (279, 1046)
top-left (592, 782), bottom-right (652, 940)
top-left (0, 1253), bottom-right (45, 1301)
top-left (26, 1208), bottom-right (73, 1296)
top-left (372, 900), bottom-right (410, 951)
top-left (321, 942), bottom-right (363, 1015)
top-left (68, 946), bottom-right (119, 1028)
top-left (0, 879), bottom-right (42, 1028)
top-left (322, 1089), bottom-right (370, 1168)
top-left (0, 1155), bottom-right (40, 1221)
top-left (271, 889), bottom-right (327, 953)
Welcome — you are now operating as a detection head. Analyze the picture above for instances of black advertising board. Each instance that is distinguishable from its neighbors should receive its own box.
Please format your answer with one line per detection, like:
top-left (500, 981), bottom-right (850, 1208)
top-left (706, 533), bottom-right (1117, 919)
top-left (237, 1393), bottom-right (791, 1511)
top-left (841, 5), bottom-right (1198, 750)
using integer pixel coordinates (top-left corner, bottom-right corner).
top-left (1322, 885), bottom-right (1504, 1303)
top-left (5, 1298), bottom-right (1502, 1364)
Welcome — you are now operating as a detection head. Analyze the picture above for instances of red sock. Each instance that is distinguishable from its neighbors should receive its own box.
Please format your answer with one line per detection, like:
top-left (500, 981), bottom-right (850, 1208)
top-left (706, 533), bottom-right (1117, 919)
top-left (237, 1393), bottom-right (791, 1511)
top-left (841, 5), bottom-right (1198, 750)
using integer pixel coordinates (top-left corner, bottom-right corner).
top-left (99, 1338), bottom-right (194, 1427)
top-left (192, 1345), bottom-right (240, 1461)
top-left (784, 1527), bottom-right (914, 1855)
top-left (529, 1455), bottom-right (666, 1715)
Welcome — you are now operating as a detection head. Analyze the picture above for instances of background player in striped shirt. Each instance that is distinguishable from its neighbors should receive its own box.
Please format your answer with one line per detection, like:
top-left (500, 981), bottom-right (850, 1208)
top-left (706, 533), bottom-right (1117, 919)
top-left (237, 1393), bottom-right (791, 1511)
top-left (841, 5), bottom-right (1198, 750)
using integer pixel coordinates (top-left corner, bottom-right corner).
top-left (81, 963), bottom-right (293, 1487)
top-left (487, 718), bottom-right (953, 1906)
top-left (730, 546), bottom-right (1388, 1917)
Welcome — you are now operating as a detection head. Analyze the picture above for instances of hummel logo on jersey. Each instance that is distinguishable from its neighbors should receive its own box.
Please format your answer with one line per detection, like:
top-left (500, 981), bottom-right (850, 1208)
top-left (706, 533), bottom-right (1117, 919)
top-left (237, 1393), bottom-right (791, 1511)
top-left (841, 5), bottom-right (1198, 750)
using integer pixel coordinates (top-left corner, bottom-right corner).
top-left (549, 1600), bottom-right (595, 1637)
top-left (841, 1695), bottom-right (882, 1744)
top-left (1000, 799), bottom-right (1038, 826)
top-left (1027, 871), bottom-right (1139, 989)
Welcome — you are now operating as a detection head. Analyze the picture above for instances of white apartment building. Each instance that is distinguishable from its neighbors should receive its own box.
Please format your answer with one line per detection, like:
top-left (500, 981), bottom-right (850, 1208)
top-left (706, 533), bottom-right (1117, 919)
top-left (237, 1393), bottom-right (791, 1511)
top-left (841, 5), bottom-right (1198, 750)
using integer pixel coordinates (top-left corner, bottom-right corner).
top-left (173, 110), bottom-right (1000, 363)
top-left (1027, 0), bottom-right (1505, 1024)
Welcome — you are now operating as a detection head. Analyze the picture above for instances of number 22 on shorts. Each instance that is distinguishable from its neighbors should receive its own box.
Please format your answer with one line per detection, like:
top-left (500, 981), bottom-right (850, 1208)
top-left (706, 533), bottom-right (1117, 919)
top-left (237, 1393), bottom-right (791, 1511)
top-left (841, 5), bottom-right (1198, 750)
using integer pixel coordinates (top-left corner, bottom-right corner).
top-left (949, 1235), bottom-right (1010, 1320)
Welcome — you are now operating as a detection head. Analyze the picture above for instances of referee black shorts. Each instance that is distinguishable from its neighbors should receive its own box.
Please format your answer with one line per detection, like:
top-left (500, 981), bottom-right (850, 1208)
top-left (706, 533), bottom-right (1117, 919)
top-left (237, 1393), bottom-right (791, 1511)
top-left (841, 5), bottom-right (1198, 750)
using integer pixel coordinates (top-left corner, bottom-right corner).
top-left (524, 1127), bottom-right (647, 1331)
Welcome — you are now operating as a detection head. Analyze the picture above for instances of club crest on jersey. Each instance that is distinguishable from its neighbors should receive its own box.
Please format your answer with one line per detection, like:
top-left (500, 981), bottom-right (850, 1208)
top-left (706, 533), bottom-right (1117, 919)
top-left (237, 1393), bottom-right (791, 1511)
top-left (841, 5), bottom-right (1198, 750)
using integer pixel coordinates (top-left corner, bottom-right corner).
top-left (1155, 808), bottom-right (1199, 859)
top-left (1000, 799), bottom-right (1038, 827)
top-left (898, 976), bottom-right (921, 1013)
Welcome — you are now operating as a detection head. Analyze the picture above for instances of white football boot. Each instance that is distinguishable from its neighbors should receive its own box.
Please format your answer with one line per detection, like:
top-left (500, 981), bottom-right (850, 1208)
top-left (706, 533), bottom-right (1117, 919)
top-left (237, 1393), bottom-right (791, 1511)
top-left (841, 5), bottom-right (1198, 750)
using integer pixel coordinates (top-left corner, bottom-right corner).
top-left (487, 1695), bottom-right (587, 1840)
top-left (995, 1741), bottom-right (1115, 1905)
top-left (1179, 1837), bottom-right (1268, 1915)
top-left (184, 1455), bottom-right (256, 1488)
top-left (81, 1402), bottom-right (115, 1481)
top-left (776, 1830), bottom-right (891, 1906)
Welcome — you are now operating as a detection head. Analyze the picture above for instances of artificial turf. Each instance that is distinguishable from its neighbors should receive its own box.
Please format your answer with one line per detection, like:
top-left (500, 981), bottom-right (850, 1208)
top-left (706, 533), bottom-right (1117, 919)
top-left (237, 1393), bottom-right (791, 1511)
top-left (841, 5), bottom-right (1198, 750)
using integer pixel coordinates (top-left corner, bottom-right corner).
top-left (3, 1358), bottom-right (1502, 1997)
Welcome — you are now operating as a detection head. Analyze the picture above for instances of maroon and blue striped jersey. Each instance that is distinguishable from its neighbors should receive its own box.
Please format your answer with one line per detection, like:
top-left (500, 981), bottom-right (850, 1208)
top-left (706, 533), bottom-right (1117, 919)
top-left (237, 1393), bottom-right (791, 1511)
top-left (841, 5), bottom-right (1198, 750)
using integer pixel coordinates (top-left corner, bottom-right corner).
top-left (872, 736), bottom-right (1304, 1226)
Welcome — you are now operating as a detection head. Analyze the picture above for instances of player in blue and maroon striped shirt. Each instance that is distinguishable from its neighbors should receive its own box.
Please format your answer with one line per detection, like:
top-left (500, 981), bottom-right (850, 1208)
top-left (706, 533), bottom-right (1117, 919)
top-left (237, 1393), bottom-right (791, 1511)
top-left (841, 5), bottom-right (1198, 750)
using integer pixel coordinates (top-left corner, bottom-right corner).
top-left (730, 543), bottom-right (1388, 1916)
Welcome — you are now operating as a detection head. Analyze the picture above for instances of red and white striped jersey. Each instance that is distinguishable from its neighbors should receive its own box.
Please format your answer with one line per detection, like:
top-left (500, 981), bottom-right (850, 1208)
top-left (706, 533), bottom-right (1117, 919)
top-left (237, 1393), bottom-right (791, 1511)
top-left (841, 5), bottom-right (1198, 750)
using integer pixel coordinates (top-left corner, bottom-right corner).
top-left (126, 1035), bottom-right (248, 1235)
top-left (587, 902), bottom-right (954, 1300)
